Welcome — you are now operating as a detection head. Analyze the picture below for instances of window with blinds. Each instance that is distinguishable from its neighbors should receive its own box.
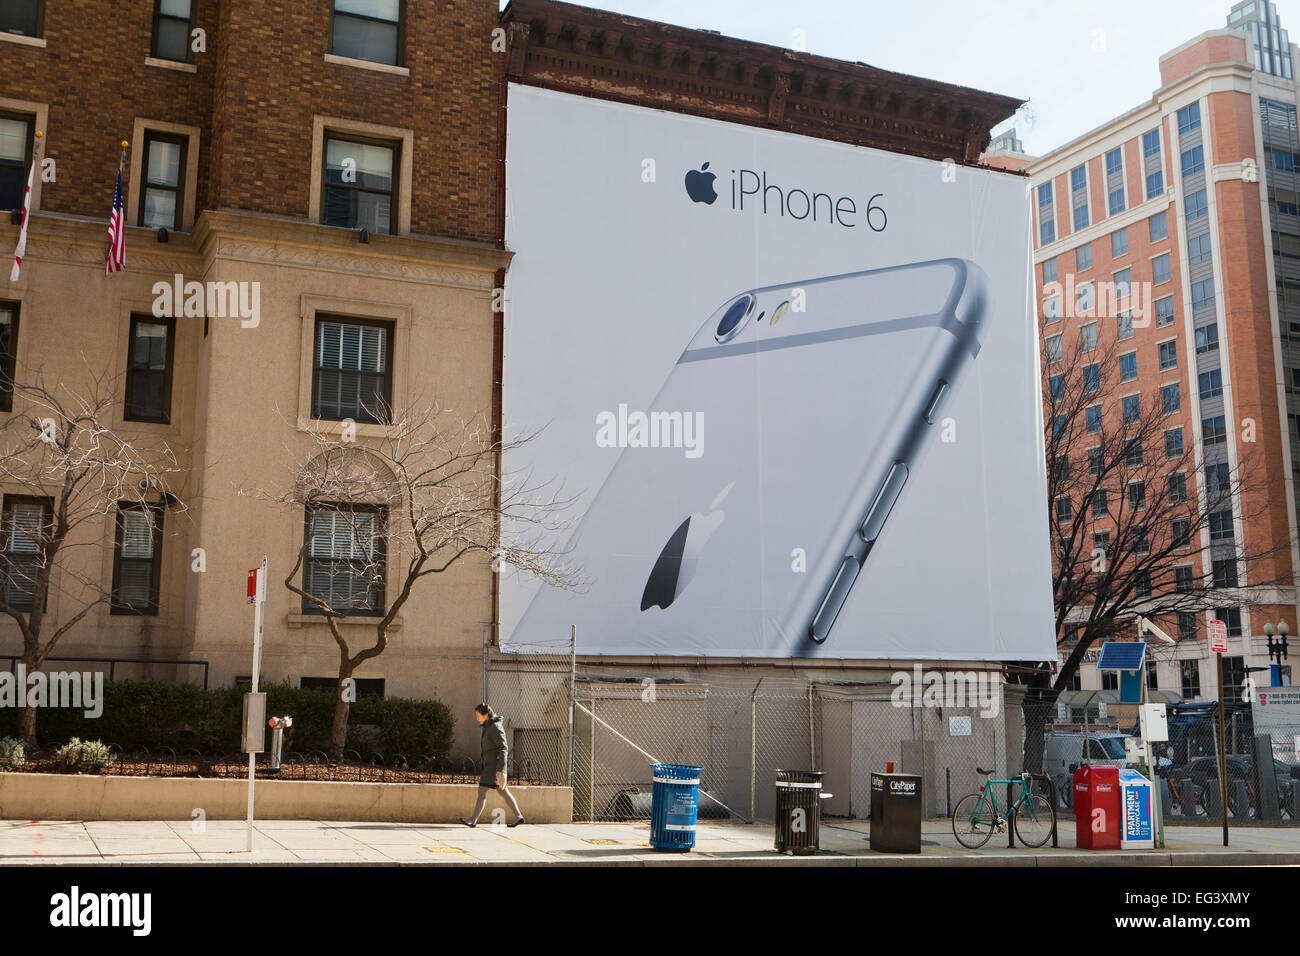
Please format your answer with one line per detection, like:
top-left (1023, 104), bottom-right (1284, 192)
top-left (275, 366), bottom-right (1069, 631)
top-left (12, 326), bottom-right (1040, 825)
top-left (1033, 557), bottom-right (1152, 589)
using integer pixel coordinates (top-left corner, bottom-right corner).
top-left (304, 505), bottom-right (385, 614)
top-left (2, 497), bottom-right (47, 611)
top-left (112, 504), bottom-right (163, 614)
top-left (312, 317), bottom-right (392, 424)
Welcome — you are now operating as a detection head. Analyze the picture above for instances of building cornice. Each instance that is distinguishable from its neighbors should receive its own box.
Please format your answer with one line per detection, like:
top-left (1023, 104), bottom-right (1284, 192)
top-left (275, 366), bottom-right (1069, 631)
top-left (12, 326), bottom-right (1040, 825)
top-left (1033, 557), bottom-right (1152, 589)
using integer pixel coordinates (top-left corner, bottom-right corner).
top-left (500, 0), bottom-right (1023, 165)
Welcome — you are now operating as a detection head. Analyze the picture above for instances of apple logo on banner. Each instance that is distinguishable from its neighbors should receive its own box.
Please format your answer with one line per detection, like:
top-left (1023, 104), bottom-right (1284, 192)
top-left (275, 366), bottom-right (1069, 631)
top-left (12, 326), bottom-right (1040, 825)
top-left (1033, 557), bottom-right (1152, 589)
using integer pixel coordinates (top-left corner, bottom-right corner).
top-left (684, 162), bottom-right (718, 205)
top-left (641, 481), bottom-right (734, 611)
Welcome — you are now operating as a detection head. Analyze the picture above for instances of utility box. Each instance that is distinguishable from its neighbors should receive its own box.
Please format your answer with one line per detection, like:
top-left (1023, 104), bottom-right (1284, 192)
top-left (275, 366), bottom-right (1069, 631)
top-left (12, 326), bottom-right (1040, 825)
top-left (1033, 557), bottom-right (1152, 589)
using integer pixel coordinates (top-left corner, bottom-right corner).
top-left (242, 692), bottom-right (266, 754)
top-left (1073, 765), bottom-right (1121, 850)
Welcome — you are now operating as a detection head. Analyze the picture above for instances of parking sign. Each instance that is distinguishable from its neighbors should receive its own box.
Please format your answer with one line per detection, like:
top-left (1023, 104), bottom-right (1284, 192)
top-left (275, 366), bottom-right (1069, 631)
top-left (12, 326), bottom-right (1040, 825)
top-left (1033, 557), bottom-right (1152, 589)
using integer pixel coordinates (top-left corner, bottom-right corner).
top-left (1208, 619), bottom-right (1228, 653)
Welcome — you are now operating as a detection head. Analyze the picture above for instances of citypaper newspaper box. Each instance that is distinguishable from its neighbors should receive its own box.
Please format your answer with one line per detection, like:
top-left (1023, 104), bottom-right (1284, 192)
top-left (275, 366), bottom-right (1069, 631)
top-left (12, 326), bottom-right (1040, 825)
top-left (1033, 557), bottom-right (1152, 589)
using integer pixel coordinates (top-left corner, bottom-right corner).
top-left (1118, 768), bottom-right (1154, 850)
top-left (1073, 765), bottom-right (1121, 850)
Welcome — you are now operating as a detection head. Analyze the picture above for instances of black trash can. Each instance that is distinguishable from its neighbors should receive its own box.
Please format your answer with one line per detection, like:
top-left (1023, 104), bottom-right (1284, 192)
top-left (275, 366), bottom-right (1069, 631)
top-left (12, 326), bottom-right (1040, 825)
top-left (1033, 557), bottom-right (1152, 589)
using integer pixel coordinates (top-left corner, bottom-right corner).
top-left (869, 772), bottom-right (922, 853)
top-left (774, 769), bottom-right (824, 855)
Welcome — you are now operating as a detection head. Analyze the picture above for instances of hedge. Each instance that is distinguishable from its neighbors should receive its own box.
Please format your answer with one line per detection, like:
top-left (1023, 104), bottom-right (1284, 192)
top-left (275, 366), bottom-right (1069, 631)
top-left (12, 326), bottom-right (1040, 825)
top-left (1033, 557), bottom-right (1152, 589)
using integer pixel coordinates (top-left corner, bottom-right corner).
top-left (0, 679), bottom-right (455, 756)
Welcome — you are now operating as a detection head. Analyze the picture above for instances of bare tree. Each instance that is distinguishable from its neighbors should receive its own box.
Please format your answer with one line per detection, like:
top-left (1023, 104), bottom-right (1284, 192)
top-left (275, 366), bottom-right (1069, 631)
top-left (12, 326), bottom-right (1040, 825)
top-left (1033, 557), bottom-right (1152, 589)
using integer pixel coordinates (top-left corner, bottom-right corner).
top-left (0, 368), bottom-right (187, 742)
top-left (1019, 331), bottom-right (1291, 770)
top-left (254, 402), bottom-right (583, 756)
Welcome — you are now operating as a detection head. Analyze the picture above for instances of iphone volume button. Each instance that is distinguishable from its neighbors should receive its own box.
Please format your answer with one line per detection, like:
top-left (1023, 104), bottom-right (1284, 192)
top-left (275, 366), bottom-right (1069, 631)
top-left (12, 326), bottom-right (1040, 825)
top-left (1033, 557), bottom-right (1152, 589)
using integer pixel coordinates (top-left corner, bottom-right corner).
top-left (923, 380), bottom-right (950, 425)
top-left (858, 461), bottom-right (908, 543)
top-left (808, 554), bottom-right (863, 644)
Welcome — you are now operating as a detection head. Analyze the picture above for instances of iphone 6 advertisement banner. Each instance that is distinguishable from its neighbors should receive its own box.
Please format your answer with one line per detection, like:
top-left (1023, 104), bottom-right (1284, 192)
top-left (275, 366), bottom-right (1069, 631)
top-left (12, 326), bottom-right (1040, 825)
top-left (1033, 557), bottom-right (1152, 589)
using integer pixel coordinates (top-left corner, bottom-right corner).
top-left (500, 84), bottom-right (1054, 661)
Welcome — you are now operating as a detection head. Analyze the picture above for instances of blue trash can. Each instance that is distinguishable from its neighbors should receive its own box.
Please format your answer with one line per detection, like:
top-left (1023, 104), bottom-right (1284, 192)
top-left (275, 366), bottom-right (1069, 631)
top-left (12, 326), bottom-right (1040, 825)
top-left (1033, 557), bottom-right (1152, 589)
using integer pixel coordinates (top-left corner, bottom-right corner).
top-left (649, 762), bottom-right (702, 852)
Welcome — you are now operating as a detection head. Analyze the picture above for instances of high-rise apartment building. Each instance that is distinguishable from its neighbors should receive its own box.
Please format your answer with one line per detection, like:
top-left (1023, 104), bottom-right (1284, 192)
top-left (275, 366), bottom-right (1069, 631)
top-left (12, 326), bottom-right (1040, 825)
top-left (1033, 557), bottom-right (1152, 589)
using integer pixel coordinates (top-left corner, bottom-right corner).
top-left (1020, 10), bottom-right (1300, 705)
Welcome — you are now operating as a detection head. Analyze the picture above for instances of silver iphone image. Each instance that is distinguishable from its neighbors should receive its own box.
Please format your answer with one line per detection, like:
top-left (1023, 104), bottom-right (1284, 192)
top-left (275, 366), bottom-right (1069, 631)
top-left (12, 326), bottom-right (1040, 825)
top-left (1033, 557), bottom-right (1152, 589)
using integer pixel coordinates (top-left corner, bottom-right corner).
top-left (509, 258), bottom-right (988, 657)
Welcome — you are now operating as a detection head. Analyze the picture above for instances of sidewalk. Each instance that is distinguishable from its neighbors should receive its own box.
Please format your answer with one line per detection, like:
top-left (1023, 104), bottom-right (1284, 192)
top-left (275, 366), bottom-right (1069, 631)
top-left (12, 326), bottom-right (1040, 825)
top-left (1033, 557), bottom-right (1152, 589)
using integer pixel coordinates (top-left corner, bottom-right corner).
top-left (5, 817), bottom-right (1300, 865)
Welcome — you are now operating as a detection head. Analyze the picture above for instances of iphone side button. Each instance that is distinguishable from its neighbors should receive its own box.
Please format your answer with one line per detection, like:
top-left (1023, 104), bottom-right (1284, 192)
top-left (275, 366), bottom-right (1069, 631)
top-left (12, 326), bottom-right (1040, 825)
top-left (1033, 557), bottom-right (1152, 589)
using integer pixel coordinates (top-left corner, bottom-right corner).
top-left (808, 553), bottom-right (864, 644)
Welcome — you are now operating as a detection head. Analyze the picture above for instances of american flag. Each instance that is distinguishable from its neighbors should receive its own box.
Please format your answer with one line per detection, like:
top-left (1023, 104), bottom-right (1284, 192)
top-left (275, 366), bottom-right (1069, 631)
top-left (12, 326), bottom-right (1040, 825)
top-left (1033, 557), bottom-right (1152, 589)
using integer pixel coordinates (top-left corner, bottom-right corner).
top-left (105, 167), bottom-right (125, 275)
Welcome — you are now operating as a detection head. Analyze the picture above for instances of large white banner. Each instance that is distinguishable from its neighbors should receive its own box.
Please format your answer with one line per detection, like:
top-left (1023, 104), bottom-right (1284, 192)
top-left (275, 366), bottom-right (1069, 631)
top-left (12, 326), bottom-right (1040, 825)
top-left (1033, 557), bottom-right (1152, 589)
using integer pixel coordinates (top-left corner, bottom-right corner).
top-left (500, 84), bottom-right (1054, 661)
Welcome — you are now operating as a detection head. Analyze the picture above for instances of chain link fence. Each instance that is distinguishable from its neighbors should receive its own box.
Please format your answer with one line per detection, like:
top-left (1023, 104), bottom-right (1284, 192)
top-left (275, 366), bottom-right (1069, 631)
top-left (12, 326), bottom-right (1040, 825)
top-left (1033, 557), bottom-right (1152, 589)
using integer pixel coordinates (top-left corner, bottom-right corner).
top-left (485, 648), bottom-right (1007, 821)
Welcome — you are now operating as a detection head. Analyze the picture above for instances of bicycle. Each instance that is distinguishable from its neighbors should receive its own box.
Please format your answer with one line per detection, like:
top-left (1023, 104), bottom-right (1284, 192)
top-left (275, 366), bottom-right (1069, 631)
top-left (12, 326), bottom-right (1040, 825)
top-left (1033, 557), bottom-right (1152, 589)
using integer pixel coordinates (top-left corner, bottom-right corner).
top-left (952, 769), bottom-right (1056, 849)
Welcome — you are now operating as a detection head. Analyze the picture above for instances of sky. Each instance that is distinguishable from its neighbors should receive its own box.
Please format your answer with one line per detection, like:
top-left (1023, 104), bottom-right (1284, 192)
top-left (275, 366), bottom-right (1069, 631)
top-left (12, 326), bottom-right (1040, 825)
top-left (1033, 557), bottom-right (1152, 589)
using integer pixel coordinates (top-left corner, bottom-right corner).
top-left (507, 0), bottom-right (1289, 155)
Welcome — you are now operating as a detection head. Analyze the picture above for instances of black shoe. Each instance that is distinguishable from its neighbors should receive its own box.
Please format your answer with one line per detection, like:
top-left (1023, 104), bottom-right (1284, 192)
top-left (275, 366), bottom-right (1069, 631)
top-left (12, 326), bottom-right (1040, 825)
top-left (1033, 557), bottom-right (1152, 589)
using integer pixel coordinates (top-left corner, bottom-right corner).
top-left (508, 816), bottom-right (525, 828)
top-left (460, 818), bottom-right (477, 828)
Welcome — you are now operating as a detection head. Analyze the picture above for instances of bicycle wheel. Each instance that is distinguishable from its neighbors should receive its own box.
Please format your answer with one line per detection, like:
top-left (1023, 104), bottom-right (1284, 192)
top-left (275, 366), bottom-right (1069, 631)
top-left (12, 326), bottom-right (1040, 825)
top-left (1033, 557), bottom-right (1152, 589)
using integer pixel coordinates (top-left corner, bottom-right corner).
top-left (1013, 793), bottom-right (1055, 848)
top-left (952, 791), bottom-right (996, 849)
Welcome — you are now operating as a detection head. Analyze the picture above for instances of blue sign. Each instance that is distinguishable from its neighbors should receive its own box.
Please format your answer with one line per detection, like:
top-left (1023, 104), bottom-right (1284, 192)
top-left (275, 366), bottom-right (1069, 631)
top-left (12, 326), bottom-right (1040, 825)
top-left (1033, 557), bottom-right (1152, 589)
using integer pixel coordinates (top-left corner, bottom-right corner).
top-left (1118, 769), bottom-right (1152, 843)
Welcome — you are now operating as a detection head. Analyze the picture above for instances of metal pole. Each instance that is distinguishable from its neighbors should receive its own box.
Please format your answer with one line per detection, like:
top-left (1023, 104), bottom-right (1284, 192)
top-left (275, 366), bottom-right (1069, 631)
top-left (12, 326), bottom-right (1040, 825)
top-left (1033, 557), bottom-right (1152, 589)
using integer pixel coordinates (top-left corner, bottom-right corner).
top-left (246, 556), bottom-right (266, 853)
top-left (568, 625), bottom-right (576, 790)
top-left (750, 687), bottom-right (758, 821)
top-left (1217, 652), bottom-right (1229, 847)
top-left (589, 695), bottom-right (595, 823)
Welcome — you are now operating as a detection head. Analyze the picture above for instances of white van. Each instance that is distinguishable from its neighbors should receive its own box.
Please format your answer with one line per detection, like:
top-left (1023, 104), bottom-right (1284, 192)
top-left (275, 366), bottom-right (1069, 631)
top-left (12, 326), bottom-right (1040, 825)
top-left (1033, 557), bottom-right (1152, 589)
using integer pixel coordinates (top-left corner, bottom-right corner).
top-left (1043, 731), bottom-right (1132, 808)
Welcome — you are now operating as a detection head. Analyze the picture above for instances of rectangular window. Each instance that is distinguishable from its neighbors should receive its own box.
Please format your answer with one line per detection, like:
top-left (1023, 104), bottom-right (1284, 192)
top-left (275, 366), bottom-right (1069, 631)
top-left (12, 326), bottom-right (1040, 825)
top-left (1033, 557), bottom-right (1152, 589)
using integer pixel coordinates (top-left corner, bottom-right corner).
top-left (1043, 294), bottom-right (1061, 323)
top-left (1, 496), bottom-right (48, 611)
top-left (124, 315), bottom-right (175, 424)
top-left (1108, 187), bottom-right (1125, 216)
top-left (1198, 368), bottom-right (1223, 399)
top-left (0, 301), bottom-right (17, 412)
top-left (1188, 233), bottom-right (1211, 265)
top-left (1195, 323), bottom-right (1219, 353)
top-left (0, 0), bottom-right (42, 37)
top-left (1042, 257), bottom-right (1058, 285)
top-left (1039, 182), bottom-right (1056, 246)
top-left (1123, 394), bottom-right (1140, 423)
top-left (1209, 509), bottom-right (1234, 541)
top-left (1106, 147), bottom-right (1123, 176)
top-left (1076, 243), bottom-right (1093, 271)
top-left (1083, 362), bottom-right (1101, 391)
top-left (1143, 129), bottom-right (1161, 158)
top-left (1146, 170), bottom-right (1164, 199)
top-left (1178, 613), bottom-right (1197, 642)
top-left (1049, 373), bottom-right (1065, 402)
top-left (1086, 404), bottom-right (1103, 433)
top-left (152, 0), bottom-right (193, 62)
top-left (1149, 211), bottom-right (1168, 242)
top-left (323, 134), bottom-right (396, 234)
top-left (1136, 571), bottom-right (1152, 599)
top-left (1180, 145), bottom-right (1205, 177)
top-left (1185, 189), bottom-right (1208, 222)
top-left (1114, 270), bottom-right (1133, 303)
top-left (1212, 559), bottom-right (1238, 588)
top-left (138, 132), bottom-right (187, 231)
top-left (1273, 148), bottom-right (1295, 172)
top-left (1074, 204), bottom-right (1090, 231)
top-left (304, 504), bottom-right (386, 614)
top-left (1158, 340), bottom-right (1177, 370)
top-left (1120, 352), bottom-right (1137, 381)
top-left (1129, 481), bottom-right (1146, 511)
top-left (1056, 496), bottom-right (1072, 521)
top-left (1040, 219), bottom-right (1055, 245)
top-left (1047, 333), bottom-right (1063, 363)
top-left (111, 503), bottom-right (163, 615)
top-left (331, 0), bottom-right (403, 66)
top-left (1180, 660), bottom-right (1200, 698)
top-left (1175, 565), bottom-right (1194, 593)
top-left (1165, 427), bottom-right (1183, 458)
top-left (1152, 253), bottom-right (1171, 285)
top-left (1161, 383), bottom-right (1180, 413)
top-left (1191, 278), bottom-right (1215, 309)
top-left (1111, 228), bottom-right (1129, 258)
top-left (1218, 610), bottom-right (1243, 640)
top-left (1168, 474), bottom-right (1187, 504)
top-left (1202, 415), bottom-right (1226, 446)
top-left (312, 316), bottom-right (393, 424)
top-left (1054, 455), bottom-right (1070, 483)
top-left (1177, 102), bottom-right (1201, 135)
top-left (1205, 461), bottom-right (1230, 497)
top-left (1155, 296), bottom-right (1175, 326)
top-left (1088, 447), bottom-right (1103, 476)
top-left (0, 112), bottom-right (33, 213)
top-left (1081, 322), bottom-right (1097, 352)
top-left (1126, 438), bottom-right (1144, 467)
top-left (1092, 491), bottom-right (1108, 519)
top-left (1172, 516), bottom-right (1191, 547)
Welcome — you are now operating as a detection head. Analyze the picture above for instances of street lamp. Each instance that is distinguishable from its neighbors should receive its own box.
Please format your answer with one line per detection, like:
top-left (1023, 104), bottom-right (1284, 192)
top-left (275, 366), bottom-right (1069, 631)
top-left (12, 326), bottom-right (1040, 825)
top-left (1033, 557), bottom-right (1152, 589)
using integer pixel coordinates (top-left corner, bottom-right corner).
top-left (1263, 620), bottom-right (1290, 687)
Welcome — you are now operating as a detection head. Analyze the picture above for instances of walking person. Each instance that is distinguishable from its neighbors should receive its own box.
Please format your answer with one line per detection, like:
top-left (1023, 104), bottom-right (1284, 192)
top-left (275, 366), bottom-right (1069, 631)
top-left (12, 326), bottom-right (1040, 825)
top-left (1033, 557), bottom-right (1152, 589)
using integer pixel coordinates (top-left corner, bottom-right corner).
top-left (462, 704), bottom-right (525, 827)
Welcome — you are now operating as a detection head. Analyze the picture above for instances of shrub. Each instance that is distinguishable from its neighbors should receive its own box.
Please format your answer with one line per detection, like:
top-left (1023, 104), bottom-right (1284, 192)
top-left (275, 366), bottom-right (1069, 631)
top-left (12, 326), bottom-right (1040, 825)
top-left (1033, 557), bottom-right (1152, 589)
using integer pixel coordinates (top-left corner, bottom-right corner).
top-left (55, 738), bottom-right (114, 774)
top-left (0, 736), bottom-right (25, 771)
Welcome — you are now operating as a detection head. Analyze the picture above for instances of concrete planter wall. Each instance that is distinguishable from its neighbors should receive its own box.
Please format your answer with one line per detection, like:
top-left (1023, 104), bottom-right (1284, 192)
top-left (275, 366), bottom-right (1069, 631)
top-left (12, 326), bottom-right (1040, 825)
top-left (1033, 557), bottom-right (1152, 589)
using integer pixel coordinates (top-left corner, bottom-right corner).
top-left (0, 772), bottom-right (572, 824)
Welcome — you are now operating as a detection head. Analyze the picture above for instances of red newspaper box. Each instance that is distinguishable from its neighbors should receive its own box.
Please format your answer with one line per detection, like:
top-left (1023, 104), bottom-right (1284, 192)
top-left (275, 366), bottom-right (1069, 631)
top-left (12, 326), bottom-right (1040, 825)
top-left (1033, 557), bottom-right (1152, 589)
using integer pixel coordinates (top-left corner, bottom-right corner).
top-left (1073, 765), bottom-right (1121, 850)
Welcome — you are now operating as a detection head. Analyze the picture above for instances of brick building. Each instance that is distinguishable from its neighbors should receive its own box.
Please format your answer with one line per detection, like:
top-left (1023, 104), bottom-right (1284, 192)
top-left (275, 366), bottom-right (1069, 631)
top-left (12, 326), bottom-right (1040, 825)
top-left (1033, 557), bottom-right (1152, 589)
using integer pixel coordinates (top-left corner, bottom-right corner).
top-left (1018, 3), bottom-right (1300, 709)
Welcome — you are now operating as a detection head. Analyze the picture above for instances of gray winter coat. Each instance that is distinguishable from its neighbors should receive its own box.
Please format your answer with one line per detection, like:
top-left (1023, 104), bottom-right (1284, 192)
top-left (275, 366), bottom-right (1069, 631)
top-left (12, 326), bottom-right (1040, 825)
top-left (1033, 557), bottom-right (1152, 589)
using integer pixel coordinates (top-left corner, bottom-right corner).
top-left (479, 716), bottom-right (508, 787)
